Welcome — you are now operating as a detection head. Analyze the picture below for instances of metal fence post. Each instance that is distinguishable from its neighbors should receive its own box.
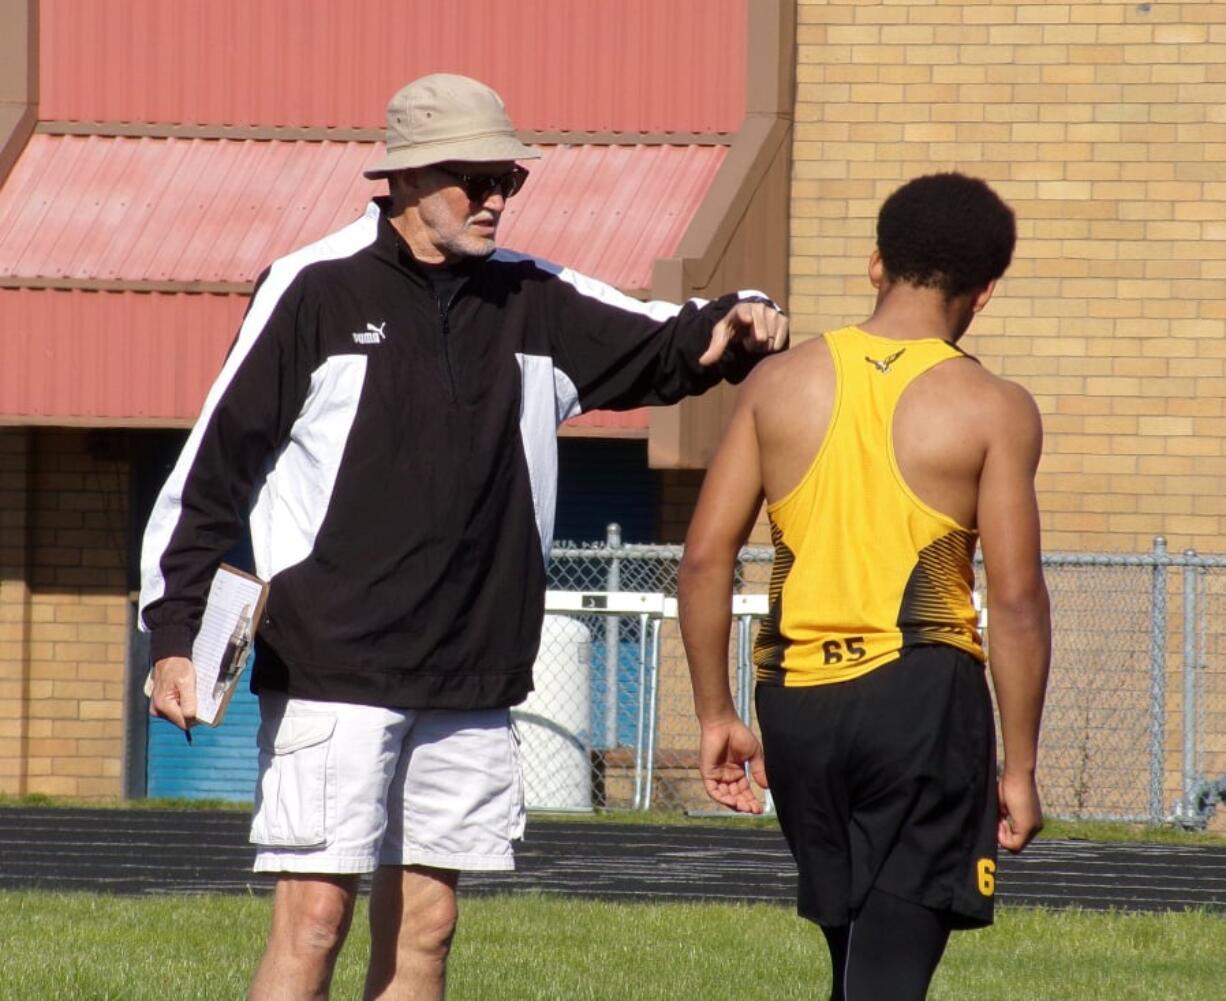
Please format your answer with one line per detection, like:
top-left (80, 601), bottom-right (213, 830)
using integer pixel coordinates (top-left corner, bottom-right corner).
top-left (1149, 536), bottom-right (1167, 823)
top-left (632, 610), bottom-right (650, 810)
top-left (738, 614), bottom-right (754, 724)
top-left (604, 523), bottom-right (621, 749)
top-left (642, 615), bottom-right (664, 811)
top-left (1178, 549), bottom-right (1200, 823)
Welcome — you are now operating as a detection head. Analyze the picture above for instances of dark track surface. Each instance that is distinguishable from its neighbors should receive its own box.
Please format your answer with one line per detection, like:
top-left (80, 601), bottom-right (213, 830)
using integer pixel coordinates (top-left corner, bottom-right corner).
top-left (1, 808), bottom-right (1224, 914)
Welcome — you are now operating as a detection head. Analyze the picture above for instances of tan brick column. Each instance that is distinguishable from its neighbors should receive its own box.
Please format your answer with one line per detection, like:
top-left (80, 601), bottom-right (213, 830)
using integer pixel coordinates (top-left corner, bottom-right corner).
top-left (24, 430), bottom-right (130, 799)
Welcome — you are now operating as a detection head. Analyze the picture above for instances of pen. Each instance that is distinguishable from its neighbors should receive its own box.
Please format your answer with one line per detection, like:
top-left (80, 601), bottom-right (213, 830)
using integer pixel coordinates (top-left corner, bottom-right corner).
top-left (184, 727), bottom-right (192, 745)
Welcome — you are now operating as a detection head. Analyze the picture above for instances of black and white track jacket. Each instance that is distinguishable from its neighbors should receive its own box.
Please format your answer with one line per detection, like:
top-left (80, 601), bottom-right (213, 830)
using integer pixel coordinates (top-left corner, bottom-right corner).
top-left (139, 198), bottom-right (772, 710)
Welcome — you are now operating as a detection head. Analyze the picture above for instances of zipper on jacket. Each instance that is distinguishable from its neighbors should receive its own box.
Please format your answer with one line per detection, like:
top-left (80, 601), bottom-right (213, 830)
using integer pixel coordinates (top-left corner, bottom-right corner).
top-left (435, 283), bottom-right (465, 403)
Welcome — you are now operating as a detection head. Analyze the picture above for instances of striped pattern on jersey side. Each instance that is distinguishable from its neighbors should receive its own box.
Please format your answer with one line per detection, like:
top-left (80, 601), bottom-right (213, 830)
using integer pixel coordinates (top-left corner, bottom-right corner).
top-left (753, 517), bottom-right (794, 685)
top-left (896, 529), bottom-right (984, 656)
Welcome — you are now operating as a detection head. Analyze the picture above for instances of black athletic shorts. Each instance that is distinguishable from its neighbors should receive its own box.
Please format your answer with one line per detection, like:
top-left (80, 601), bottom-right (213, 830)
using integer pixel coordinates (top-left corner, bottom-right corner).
top-left (756, 644), bottom-right (999, 929)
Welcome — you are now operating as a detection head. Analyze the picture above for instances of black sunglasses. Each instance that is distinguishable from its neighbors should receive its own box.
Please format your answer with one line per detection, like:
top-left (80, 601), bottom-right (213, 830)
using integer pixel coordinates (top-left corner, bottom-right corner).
top-left (434, 165), bottom-right (530, 202)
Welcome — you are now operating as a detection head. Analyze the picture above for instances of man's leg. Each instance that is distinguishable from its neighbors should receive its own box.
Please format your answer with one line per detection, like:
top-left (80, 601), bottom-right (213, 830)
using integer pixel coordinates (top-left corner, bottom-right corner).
top-left (364, 865), bottom-right (460, 1001)
top-left (249, 873), bottom-right (360, 1001)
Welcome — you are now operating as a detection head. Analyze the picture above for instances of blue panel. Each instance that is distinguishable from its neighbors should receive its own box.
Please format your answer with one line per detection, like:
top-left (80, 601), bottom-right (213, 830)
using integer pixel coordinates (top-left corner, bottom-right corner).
top-left (146, 664), bottom-right (259, 802)
top-left (142, 477), bottom-right (262, 802)
top-left (589, 637), bottom-right (647, 749)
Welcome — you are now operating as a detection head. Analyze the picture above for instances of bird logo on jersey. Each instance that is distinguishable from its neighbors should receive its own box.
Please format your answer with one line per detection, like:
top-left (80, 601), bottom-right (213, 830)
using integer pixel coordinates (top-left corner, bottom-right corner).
top-left (865, 348), bottom-right (906, 374)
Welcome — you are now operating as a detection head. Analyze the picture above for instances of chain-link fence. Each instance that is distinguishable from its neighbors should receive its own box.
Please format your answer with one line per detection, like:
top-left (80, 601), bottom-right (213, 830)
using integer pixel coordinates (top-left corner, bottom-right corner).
top-left (519, 530), bottom-right (1226, 829)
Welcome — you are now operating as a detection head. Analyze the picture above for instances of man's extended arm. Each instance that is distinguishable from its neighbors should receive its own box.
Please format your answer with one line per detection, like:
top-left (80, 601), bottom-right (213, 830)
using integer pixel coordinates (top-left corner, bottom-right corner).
top-left (678, 388), bottom-right (770, 814)
top-left (977, 381), bottom-right (1051, 853)
top-left (536, 261), bottom-right (787, 414)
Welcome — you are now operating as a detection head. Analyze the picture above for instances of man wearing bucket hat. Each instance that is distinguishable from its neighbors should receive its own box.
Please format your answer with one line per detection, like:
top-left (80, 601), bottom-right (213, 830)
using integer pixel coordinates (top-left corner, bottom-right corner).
top-left (141, 73), bottom-right (787, 999)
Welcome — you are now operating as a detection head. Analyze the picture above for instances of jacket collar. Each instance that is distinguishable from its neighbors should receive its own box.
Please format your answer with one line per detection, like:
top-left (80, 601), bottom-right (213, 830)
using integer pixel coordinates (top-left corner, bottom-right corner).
top-left (368, 197), bottom-right (486, 285)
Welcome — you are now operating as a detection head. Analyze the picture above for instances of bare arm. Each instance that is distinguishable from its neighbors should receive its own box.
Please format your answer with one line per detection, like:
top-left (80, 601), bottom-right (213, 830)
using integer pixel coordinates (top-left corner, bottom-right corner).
top-left (977, 382), bottom-right (1051, 853)
top-left (678, 388), bottom-right (770, 813)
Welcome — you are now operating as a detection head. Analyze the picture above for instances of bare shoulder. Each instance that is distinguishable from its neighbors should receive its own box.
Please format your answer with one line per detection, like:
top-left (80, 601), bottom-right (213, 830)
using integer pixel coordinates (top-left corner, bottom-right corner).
top-left (739, 335), bottom-right (832, 408)
top-left (958, 366), bottom-right (1044, 472)
top-left (934, 358), bottom-right (1042, 432)
top-left (741, 336), bottom-right (835, 502)
top-left (978, 367), bottom-right (1042, 433)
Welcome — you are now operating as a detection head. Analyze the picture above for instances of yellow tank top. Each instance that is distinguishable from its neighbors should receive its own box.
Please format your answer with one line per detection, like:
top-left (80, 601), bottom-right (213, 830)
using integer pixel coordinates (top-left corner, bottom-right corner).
top-left (754, 325), bottom-right (986, 687)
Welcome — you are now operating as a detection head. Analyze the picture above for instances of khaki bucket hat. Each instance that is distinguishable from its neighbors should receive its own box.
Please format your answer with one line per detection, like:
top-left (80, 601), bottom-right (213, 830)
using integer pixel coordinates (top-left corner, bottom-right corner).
top-left (364, 73), bottom-right (541, 178)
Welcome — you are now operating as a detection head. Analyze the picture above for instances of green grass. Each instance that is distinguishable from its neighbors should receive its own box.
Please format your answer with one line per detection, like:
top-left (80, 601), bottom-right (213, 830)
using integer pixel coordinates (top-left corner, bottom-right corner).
top-left (1034, 816), bottom-right (1226, 846)
top-left (0, 792), bottom-right (252, 813)
top-left (0, 890), bottom-right (1220, 1000)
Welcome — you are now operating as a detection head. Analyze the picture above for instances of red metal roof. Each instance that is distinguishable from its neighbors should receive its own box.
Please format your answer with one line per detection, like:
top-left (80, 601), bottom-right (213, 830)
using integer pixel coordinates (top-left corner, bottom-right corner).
top-left (0, 289), bottom-right (246, 422)
top-left (9, 1), bottom-right (747, 427)
top-left (0, 136), bottom-right (722, 424)
top-left (501, 144), bottom-right (726, 290)
top-left (0, 134), bottom-right (725, 292)
top-left (0, 136), bottom-right (379, 284)
top-left (38, 0), bottom-right (747, 134)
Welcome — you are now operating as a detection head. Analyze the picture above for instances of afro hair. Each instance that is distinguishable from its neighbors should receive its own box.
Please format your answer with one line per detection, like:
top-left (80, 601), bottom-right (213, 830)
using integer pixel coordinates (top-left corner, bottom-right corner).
top-left (876, 173), bottom-right (1016, 297)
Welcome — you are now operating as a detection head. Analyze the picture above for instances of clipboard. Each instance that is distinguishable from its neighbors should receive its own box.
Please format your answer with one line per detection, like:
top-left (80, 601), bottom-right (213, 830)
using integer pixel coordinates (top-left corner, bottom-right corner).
top-left (144, 563), bottom-right (270, 727)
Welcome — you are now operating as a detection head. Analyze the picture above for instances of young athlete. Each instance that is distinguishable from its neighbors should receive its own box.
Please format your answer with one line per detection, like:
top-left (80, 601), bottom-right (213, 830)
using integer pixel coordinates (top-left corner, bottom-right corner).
top-left (678, 173), bottom-right (1051, 1000)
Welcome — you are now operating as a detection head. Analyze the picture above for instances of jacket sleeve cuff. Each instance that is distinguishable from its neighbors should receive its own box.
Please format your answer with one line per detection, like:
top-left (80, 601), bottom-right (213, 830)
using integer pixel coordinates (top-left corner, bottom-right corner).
top-left (149, 626), bottom-right (195, 664)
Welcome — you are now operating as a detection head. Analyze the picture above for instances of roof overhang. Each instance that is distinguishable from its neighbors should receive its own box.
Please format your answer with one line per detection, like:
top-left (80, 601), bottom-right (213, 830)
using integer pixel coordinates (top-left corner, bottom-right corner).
top-left (0, 138), bottom-right (724, 429)
top-left (0, 134), bottom-right (726, 292)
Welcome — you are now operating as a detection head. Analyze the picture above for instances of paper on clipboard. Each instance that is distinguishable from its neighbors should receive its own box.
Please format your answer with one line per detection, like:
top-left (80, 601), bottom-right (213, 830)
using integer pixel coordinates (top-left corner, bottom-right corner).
top-left (144, 563), bottom-right (269, 726)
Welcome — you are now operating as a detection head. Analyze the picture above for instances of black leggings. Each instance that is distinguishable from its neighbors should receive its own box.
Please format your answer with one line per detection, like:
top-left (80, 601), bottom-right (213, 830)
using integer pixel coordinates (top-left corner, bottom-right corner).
top-left (821, 888), bottom-right (952, 1001)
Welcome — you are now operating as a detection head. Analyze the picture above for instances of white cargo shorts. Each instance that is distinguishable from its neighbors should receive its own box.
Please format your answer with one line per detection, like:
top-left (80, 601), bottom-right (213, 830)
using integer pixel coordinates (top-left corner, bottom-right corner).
top-left (250, 692), bottom-right (526, 874)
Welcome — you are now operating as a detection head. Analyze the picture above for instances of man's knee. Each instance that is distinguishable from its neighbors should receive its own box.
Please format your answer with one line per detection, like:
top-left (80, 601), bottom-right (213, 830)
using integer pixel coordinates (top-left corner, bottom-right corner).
top-left (405, 886), bottom-right (458, 959)
top-left (296, 898), bottom-right (352, 956)
top-left (374, 866), bottom-right (460, 963)
top-left (275, 878), bottom-right (358, 959)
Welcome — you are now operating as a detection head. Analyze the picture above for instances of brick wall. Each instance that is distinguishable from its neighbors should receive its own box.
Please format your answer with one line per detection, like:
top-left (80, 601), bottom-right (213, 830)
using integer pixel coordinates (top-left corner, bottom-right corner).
top-left (792, 0), bottom-right (1226, 554)
top-left (0, 429), bottom-right (130, 799)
